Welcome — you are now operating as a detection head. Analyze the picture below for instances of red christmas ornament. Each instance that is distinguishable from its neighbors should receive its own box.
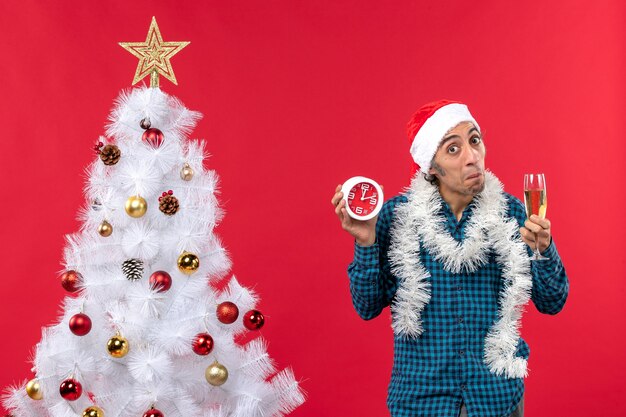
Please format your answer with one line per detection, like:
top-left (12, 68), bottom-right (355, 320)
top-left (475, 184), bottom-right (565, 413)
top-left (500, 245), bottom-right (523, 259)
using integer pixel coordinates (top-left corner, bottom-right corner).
top-left (61, 270), bottom-right (82, 293)
top-left (158, 191), bottom-right (174, 202)
top-left (216, 302), bottom-right (239, 324)
top-left (149, 271), bottom-right (172, 292)
top-left (243, 310), bottom-right (265, 330)
top-left (192, 332), bottom-right (214, 355)
top-left (69, 313), bottom-right (92, 336)
top-left (59, 378), bottom-right (83, 401)
top-left (142, 128), bottom-right (164, 148)
top-left (143, 408), bottom-right (164, 417)
top-left (93, 141), bottom-right (104, 154)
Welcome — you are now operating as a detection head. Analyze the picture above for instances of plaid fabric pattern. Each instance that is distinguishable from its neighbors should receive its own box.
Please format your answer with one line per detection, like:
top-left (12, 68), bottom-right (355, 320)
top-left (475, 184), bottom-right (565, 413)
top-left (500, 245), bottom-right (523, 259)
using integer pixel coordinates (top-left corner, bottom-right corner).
top-left (348, 192), bottom-right (569, 417)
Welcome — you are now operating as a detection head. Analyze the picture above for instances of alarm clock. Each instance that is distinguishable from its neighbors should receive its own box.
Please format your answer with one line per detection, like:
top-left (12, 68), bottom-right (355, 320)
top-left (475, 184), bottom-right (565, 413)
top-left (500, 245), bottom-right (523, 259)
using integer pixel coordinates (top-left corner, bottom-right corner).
top-left (341, 176), bottom-right (384, 221)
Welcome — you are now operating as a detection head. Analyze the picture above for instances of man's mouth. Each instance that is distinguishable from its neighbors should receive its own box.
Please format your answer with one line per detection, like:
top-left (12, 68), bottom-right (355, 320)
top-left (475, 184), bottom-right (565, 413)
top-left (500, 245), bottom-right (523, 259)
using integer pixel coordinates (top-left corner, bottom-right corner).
top-left (466, 172), bottom-right (482, 180)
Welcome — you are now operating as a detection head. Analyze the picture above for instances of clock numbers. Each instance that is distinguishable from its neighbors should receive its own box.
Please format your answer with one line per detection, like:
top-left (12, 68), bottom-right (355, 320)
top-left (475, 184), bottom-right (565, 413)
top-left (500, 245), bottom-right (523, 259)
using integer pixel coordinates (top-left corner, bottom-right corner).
top-left (347, 182), bottom-right (379, 217)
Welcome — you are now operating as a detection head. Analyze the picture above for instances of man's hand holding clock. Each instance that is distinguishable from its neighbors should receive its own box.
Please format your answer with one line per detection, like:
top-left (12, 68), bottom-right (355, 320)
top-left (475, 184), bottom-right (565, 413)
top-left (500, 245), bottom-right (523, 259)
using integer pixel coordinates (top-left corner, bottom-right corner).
top-left (331, 176), bottom-right (384, 247)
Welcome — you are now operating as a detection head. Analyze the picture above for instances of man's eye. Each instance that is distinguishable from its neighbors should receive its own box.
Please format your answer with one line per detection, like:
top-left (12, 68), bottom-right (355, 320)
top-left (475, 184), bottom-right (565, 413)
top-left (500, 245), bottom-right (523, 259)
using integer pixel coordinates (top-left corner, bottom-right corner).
top-left (470, 136), bottom-right (482, 144)
top-left (447, 145), bottom-right (459, 154)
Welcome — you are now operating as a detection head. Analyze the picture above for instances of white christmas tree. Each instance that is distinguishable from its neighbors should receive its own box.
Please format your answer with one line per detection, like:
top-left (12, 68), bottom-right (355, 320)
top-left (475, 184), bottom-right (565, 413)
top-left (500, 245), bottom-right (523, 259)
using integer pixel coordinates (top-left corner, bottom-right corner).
top-left (3, 18), bottom-right (304, 417)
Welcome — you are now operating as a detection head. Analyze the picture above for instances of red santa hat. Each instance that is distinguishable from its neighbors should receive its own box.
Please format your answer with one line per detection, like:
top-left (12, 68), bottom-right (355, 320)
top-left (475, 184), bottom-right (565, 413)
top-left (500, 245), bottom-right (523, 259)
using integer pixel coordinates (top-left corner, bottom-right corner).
top-left (407, 100), bottom-right (480, 175)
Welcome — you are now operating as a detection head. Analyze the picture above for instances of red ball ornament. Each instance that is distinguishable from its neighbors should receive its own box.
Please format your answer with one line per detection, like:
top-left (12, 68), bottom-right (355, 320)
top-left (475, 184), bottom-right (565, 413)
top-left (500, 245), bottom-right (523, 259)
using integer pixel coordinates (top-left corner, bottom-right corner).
top-left (243, 310), bottom-right (265, 330)
top-left (216, 302), bottom-right (239, 324)
top-left (69, 313), bottom-right (92, 336)
top-left (192, 332), bottom-right (214, 355)
top-left (61, 270), bottom-right (82, 293)
top-left (59, 378), bottom-right (82, 401)
top-left (142, 128), bottom-right (164, 148)
top-left (143, 408), bottom-right (164, 417)
top-left (149, 271), bottom-right (172, 292)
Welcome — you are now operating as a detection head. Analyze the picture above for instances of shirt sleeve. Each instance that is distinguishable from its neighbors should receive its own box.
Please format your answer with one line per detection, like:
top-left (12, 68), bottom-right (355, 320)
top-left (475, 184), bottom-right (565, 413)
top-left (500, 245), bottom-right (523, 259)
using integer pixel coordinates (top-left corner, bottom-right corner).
top-left (507, 194), bottom-right (570, 315)
top-left (347, 197), bottom-right (401, 320)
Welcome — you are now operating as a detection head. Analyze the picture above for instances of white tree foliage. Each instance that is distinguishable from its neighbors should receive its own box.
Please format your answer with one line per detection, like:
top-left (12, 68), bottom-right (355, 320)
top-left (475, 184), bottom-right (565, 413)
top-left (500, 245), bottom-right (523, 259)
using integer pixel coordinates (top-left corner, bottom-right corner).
top-left (3, 87), bottom-right (304, 417)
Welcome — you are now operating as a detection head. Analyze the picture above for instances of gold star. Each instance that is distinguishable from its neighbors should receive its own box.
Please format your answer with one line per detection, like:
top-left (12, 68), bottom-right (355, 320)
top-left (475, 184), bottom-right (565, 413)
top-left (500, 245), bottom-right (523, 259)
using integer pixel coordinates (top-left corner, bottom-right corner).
top-left (119, 16), bottom-right (190, 87)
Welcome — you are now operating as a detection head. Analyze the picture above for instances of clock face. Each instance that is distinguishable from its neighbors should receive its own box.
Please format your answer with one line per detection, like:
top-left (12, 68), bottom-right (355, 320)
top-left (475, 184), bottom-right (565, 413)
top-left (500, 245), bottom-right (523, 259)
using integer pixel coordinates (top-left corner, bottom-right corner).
top-left (341, 176), bottom-right (384, 221)
top-left (346, 181), bottom-right (379, 217)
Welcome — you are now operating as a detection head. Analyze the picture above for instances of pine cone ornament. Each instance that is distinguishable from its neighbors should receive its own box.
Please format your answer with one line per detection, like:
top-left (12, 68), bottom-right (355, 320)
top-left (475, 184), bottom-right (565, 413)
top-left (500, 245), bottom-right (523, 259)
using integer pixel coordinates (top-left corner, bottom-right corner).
top-left (99, 144), bottom-right (121, 166)
top-left (122, 258), bottom-right (144, 281)
top-left (159, 191), bottom-right (179, 215)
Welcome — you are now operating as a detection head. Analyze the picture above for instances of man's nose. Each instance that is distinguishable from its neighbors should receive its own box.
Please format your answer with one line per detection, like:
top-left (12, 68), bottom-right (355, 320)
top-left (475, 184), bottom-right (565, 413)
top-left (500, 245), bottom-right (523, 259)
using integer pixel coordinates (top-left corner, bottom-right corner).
top-left (463, 145), bottom-right (480, 165)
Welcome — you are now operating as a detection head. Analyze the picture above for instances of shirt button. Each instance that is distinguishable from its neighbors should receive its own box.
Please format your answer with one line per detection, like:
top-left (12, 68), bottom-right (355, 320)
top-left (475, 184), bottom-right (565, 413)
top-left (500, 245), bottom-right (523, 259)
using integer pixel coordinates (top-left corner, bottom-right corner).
top-left (461, 384), bottom-right (467, 391)
top-left (459, 350), bottom-right (465, 356)
top-left (458, 316), bottom-right (464, 324)
top-left (457, 285), bottom-right (462, 291)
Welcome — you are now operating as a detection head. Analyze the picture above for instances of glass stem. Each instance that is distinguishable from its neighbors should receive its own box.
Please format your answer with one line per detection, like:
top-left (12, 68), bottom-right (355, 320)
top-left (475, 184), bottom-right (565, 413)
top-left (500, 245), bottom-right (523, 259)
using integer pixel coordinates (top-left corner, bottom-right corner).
top-left (534, 232), bottom-right (540, 258)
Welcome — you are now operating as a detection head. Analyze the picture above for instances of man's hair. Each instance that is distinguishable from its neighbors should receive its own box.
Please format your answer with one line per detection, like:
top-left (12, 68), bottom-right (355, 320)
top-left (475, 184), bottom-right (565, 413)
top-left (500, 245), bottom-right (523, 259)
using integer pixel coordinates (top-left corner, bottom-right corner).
top-left (423, 171), bottom-right (439, 186)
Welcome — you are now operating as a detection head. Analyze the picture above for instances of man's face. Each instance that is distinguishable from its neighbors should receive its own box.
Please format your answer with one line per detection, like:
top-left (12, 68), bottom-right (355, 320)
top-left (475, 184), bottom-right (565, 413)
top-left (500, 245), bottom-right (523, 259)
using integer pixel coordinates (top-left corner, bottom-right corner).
top-left (429, 121), bottom-right (486, 197)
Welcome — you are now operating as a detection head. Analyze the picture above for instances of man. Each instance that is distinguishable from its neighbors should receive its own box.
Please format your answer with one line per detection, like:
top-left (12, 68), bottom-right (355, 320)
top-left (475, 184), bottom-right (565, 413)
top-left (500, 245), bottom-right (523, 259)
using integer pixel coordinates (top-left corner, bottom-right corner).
top-left (331, 100), bottom-right (569, 417)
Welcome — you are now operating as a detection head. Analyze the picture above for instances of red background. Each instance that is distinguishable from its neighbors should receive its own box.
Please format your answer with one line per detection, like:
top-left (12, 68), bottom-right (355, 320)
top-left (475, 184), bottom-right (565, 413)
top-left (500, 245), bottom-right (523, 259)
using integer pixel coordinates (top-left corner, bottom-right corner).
top-left (1, 1), bottom-right (624, 416)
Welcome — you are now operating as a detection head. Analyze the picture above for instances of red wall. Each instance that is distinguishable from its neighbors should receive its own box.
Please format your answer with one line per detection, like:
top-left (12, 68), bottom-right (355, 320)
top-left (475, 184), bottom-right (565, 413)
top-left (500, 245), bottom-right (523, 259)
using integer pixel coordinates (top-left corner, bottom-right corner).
top-left (1, 1), bottom-right (624, 416)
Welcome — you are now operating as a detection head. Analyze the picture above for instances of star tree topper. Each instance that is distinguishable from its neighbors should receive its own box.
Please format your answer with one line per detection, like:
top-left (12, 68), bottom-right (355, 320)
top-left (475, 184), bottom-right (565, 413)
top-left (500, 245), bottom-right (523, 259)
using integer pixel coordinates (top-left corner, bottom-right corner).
top-left (119, 16), bottom-right (190, 88)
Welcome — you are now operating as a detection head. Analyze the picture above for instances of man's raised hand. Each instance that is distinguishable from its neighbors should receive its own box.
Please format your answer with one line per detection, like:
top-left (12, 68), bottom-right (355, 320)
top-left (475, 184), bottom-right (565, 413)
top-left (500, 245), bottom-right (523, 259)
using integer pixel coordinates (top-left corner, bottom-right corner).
top-left (331, 184), bottom-right (378, 246)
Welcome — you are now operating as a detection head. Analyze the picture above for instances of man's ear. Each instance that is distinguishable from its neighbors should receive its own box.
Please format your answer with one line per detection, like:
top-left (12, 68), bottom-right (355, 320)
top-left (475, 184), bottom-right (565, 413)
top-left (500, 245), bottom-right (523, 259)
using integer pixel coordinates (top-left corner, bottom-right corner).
top-left (428, 156), bottom-right (438, 177)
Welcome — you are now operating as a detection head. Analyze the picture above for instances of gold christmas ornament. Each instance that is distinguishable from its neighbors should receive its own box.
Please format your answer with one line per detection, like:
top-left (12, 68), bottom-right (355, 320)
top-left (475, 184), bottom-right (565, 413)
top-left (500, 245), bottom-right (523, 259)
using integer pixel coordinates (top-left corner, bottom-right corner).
top-left (119, 16), bottom-right (190, 88)
top-left (180, 163), bottom-right (194, 181)
top-left (98, 220), bottom-right (113, 237)
top-left (125, 196), bottom-right (147, 218)
top-left (83, 406), bottom-right (104, 417)
top-left (205, 361), bottom-right (228, 386)
top-left (107, 335), bottom-right (130, 358)
top-left (26, 378), bottom-right (43, 400)
top-left (177, 252), bottom-right (199, 275)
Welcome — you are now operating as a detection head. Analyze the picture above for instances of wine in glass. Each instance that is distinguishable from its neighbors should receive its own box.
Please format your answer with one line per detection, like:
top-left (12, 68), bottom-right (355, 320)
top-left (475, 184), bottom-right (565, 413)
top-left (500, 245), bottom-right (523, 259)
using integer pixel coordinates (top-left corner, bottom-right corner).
top-left (524, 173), bottom-right (549, 260)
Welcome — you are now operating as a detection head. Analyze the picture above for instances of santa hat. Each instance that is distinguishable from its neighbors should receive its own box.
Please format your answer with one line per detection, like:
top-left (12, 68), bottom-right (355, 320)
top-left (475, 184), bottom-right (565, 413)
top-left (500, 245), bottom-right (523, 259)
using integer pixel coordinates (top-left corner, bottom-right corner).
top-left (407, 100), bottom-right (480, 175)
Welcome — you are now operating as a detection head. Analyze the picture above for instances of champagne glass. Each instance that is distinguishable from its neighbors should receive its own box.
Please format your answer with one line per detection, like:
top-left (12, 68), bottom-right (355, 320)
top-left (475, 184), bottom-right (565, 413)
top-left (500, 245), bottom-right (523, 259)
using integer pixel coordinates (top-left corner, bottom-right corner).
top-left (524, 173), bottom-right (549, 260)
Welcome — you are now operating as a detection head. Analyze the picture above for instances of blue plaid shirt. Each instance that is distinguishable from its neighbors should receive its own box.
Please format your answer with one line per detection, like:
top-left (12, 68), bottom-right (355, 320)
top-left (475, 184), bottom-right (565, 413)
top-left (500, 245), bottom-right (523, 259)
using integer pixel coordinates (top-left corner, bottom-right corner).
top-left (348, 192), bottom-right (569, 417)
